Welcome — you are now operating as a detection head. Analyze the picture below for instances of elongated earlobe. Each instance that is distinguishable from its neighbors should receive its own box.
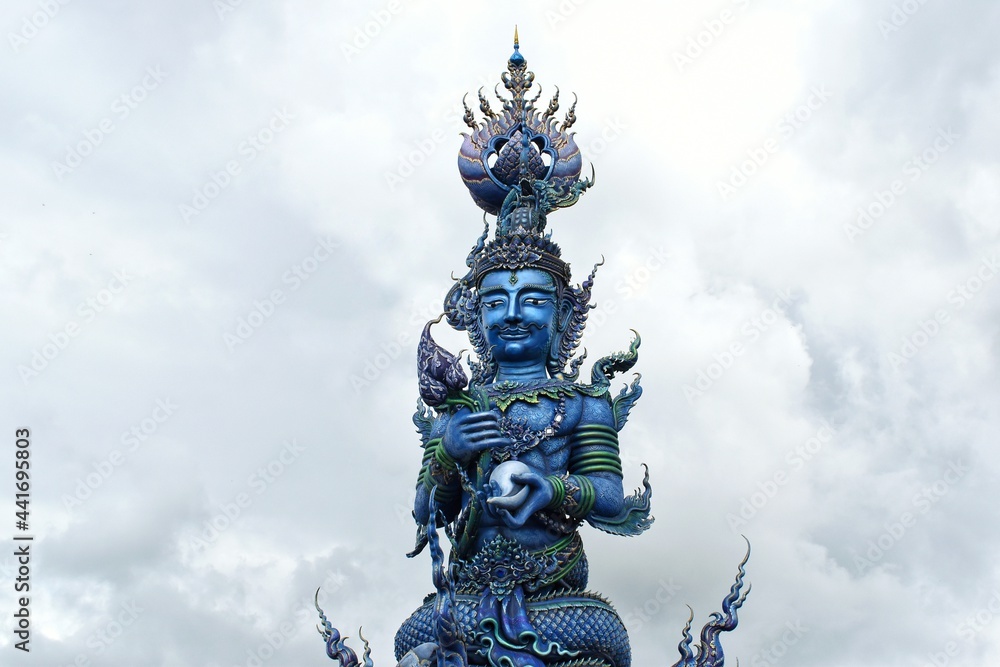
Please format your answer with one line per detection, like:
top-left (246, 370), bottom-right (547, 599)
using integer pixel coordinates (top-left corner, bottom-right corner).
top-left (558, 296), bottom-right (573, 332)
top-left (547, 298), bottom-right (572, 376)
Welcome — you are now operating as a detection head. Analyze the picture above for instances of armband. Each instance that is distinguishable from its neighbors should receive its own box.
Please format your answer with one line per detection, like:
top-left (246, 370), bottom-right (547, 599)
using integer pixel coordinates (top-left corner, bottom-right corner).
top-left (567, 424), bottom-right (623, 477)
top-left (420, 438), bottom-right (460, 502)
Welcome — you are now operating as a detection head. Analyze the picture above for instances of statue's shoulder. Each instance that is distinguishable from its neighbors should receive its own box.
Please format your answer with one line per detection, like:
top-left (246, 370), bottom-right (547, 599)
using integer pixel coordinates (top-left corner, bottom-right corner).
top-left (575, 389), bottom-right (617, 430)
top-left (572, 380), bottom-right (614, 408)
top-left (572, 379), bottom-right (614, 397)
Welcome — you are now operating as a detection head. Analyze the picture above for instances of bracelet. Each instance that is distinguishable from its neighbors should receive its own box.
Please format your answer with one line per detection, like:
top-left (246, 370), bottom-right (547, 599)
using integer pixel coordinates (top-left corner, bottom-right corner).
top-left (556, 474), bottom-right (596, 520)
top-left (569, 474), bottom-right (596, 519)
top-left (545, 475), bottom-right (566, 510)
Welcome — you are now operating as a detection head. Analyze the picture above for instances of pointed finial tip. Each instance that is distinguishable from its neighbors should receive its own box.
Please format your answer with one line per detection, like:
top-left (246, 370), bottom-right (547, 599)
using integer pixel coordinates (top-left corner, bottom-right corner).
top-left (509, 25), bottom-right (525, 65)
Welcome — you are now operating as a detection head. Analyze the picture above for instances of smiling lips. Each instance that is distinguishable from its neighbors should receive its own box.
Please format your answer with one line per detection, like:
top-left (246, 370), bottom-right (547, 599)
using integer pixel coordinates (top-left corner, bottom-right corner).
top-left (499, 328), bottom-right (530, 340)
top-left (496, 324), bottom-right (545, 340)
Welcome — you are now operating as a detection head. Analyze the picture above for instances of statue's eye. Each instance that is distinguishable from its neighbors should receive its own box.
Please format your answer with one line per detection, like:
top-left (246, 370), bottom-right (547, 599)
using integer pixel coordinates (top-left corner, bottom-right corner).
top-left (524, 297), bottom-right (549, 306)
top-left (484, 299), bottom-right (503, 309)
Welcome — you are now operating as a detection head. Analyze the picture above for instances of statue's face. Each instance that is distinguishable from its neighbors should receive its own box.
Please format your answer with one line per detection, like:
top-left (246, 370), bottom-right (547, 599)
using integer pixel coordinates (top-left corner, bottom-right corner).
top-left (479, 268), bottom-right (559, 366)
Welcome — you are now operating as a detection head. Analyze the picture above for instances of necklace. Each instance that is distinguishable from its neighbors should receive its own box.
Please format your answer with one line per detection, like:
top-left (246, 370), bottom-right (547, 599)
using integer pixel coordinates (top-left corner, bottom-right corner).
top-left (492, 398), bottom-right (567, 462)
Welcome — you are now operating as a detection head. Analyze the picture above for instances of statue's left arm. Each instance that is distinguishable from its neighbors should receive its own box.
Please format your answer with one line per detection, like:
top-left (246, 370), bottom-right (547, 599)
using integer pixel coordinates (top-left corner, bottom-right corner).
top-left (562, 394), bottom-right (624, 519)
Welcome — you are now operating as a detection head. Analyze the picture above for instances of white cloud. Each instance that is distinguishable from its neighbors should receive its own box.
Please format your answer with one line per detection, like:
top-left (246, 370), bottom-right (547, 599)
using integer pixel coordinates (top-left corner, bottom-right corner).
top-left (1, 1), bottom-right (998, 665)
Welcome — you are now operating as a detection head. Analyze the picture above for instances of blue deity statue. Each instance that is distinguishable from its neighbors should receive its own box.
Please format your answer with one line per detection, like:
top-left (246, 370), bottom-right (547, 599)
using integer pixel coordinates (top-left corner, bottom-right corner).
top-left (317, 32), bottom-right (748, 667)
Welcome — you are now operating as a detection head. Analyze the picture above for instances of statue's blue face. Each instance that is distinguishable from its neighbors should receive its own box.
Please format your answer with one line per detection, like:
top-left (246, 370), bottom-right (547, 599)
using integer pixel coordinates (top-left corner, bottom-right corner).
top-left (479, 268), bottom-right (559, 366)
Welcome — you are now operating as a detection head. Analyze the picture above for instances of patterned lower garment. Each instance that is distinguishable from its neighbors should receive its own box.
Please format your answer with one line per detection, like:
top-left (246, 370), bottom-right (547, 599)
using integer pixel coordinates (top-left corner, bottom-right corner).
top-left (393, 584), bottom-right (631, 667)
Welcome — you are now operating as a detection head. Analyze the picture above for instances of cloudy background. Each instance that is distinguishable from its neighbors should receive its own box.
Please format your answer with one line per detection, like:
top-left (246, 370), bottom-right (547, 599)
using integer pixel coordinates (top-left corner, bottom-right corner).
top-left (2, 0), bottom-right (998, 665)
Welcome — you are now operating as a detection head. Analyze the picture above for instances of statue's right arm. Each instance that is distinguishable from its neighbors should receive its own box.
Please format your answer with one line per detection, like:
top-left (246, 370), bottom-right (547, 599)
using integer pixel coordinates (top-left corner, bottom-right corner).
top-left (413, 412), bottom-right (460, 526)
top-left (413, 483), bottom-right (431, 525)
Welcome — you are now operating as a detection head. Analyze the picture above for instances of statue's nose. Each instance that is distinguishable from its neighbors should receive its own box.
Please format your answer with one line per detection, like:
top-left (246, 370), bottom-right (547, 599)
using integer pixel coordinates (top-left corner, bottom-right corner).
top-left (504, 301), bottom-right (522, 323)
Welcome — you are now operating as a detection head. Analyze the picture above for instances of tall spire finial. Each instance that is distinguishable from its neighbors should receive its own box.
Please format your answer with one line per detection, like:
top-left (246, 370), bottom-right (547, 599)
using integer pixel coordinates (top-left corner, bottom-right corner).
top-left (509, 25), bottom-right (524, 66)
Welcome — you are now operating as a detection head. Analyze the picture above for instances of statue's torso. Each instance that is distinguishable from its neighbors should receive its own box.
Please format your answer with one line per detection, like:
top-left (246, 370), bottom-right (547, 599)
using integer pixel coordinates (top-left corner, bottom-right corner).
top-left (443, 381), bottom-right (609, 553)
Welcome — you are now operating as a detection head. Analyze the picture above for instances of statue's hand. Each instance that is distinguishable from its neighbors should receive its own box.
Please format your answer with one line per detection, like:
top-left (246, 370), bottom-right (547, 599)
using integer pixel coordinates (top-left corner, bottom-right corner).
top-left (442, 409), bottom-right (509, 462)
top-left (494, 471), bottom-right (555, 529)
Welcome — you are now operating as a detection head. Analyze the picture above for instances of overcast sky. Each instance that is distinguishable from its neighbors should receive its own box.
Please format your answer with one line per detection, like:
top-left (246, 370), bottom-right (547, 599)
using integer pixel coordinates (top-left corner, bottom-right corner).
top-left (2, 1), bottom-right (999, 666)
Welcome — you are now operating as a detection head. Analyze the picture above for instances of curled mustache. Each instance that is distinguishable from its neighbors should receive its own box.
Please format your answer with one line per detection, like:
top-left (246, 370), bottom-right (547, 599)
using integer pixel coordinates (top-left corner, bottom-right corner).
top-left (487, 321), bottom-right (547, 334)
